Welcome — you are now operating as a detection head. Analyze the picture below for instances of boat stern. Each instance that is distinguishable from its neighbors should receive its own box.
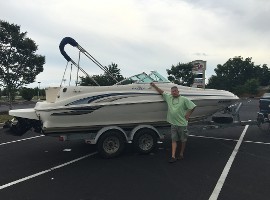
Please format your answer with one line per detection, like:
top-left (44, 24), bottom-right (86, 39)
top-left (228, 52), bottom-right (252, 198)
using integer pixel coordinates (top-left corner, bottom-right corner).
top-left (5, 108), bottom-right (42, 136)
top-left (9, 108), bottom-right (39, 120)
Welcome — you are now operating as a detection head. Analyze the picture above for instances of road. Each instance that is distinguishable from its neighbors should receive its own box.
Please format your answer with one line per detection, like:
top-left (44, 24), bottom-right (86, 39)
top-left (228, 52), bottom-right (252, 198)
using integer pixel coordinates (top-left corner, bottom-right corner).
top-left (0, 99), bottom-right (270, 200)
top-left (0, 101), bottom-right (36, 112)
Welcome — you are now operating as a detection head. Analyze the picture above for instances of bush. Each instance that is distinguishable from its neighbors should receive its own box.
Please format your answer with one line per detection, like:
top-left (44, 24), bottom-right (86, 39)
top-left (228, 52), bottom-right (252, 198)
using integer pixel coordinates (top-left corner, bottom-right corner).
top-left (20, 88), bottom-right (34, 101)
top-left (245, 79), bottom-right (259, 95)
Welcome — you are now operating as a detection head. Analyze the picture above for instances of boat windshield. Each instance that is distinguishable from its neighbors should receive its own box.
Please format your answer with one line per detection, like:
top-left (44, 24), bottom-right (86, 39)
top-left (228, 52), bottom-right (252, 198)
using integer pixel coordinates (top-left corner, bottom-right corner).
top-left (115, 71), bottom-right (170, 85)
top-left (148, 71), bottom-right (170, 83)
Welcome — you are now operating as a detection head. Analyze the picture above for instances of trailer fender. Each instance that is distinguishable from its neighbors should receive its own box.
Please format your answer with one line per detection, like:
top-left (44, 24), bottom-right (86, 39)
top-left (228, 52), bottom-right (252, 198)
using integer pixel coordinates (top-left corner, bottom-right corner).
top-left (94, 126), bottom-right (128, 144)
top-left (130, 125), bottom-right (161, 141)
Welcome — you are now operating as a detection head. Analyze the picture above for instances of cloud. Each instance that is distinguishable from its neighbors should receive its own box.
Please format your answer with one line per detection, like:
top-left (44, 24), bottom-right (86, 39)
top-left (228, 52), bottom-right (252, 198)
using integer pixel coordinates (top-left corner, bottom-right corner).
top-left (0, 0), bottom-right (269, 88)
top-left (193, 53), bottom-right (208, 56)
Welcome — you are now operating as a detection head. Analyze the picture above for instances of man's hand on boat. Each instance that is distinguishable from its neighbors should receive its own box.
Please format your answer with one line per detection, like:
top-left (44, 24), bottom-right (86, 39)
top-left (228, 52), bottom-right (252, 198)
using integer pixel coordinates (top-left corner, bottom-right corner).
top-left (150, 82), bottom-right (164, 94)
top-left (150, 82), bottom-right (156, 87)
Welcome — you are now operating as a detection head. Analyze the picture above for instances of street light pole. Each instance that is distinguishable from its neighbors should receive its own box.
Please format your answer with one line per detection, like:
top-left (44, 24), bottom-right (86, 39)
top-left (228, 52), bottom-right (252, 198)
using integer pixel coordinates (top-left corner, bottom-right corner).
top-left (38, 81), bottom-right (41, 100)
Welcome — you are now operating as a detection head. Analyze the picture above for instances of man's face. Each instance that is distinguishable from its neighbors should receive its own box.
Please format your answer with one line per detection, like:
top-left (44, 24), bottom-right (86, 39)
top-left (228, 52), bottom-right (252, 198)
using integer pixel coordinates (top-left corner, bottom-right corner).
top-left (171, 88), bottom-right (179, 97)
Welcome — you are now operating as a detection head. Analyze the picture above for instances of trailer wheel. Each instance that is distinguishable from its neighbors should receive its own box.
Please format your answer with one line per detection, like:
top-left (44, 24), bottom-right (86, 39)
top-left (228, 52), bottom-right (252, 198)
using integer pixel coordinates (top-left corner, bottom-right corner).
top-left (97, 130), bottom-right (125, 158)
top-left (133, 129), bottom-right (157, 154)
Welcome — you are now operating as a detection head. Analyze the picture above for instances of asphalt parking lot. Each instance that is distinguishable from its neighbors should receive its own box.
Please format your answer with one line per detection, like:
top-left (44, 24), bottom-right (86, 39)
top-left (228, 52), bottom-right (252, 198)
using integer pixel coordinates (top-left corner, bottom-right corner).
top-left (0, 99), bottom-right (270, 200)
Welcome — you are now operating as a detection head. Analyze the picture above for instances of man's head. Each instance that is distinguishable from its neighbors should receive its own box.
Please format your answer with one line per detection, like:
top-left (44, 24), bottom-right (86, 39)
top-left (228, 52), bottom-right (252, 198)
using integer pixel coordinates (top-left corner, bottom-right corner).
top-left (171, 86), bottom-right (180, 97)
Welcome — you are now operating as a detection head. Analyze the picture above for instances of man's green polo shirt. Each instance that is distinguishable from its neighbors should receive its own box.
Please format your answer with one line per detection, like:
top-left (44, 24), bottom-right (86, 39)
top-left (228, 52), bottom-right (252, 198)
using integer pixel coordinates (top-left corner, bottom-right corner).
top-left (162, 92), bottom-right (196, 126)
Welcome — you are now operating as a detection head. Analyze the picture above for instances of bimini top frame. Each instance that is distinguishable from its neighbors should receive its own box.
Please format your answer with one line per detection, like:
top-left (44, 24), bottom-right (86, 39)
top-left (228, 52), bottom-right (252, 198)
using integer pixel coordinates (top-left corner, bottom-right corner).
top-left (59, 37), bottom-right (118, 86)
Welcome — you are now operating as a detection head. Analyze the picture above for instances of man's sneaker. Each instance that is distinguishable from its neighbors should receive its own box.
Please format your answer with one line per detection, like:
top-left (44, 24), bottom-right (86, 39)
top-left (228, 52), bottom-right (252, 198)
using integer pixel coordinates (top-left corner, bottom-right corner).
top-left (168, 157), bottom-right (177, 163)
top-left (176, 155), bottom-right (184, 160)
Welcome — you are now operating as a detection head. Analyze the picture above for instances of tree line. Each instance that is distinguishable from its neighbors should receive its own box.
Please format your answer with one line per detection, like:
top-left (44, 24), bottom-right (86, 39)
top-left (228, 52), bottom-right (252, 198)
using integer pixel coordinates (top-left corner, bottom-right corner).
top-left (1, 20), bottom-right (270, 105)
top-left (0, 87), bottom-right (45, 101)
top-left (207, 57), bottom-right (270, 95)
top-left (168, 57), bottom-right (270, 96)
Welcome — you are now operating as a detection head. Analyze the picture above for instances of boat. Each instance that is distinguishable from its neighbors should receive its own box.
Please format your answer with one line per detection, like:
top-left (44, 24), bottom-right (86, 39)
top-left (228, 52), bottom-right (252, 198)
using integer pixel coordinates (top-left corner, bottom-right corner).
top-left (7, 37), bottom-right (239, 136)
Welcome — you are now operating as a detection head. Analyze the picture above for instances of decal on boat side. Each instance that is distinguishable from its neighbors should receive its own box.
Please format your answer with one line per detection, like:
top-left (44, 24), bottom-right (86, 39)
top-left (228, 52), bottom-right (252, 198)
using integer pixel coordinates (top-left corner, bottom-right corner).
top-left (218, 100), bottom-right (232, 103)
top-left (132, 86), bottom-right (145, 90)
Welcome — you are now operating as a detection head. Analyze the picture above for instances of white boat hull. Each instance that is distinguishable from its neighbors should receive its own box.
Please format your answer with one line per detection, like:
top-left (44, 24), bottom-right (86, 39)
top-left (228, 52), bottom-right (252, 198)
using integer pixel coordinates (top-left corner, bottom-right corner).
top-left (41, 100), bottom-right (233, 133)
top-left (9, 83), bottom-right (238, 134)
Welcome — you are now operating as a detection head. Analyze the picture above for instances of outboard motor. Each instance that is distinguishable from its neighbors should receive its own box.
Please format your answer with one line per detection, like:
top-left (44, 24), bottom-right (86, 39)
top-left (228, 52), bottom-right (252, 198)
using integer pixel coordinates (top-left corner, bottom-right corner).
top-left (4, 117), bottom-right (42, 136)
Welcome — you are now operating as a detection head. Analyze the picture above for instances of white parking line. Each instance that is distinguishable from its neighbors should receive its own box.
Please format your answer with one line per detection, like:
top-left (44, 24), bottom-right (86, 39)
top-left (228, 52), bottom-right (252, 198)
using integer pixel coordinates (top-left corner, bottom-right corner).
top-left (190, 135), bottom-right (238, 142)
top-left (190, 134), bottom-right (270, 145)
top-left (244, 140), bottom-right (270, 145)
top-left (209, 125), bottom-right (249, 200)
top-left (0, 152), bottom-right (97, 190)
top-left (0, 135), bottom-right (45, 146)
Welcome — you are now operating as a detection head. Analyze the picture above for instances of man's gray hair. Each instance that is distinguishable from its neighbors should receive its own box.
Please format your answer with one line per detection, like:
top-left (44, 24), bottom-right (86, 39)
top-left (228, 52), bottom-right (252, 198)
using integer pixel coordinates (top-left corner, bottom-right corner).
top-left (171, 86), bottom-right (178, 90)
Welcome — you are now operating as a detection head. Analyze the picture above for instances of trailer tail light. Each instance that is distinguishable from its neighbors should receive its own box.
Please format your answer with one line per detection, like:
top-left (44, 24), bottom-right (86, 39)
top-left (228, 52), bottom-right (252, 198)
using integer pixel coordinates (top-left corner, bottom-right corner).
top-left (59, 135), bottom-right (67, 141)
top-left (85, 139), bottom-right (92, 144)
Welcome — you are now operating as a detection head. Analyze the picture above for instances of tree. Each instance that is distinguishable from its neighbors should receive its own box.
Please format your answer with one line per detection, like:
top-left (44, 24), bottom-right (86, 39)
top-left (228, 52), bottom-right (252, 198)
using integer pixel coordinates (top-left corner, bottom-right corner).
top-left (80, 63), bottom-right (124, 86)
top-left (245, 79), bottom-right (259, 95)
top-left (259, 64), bottom-right (270, 86)
top-left (0, 20), bottom-right (45, 107)
top-left (20, 87), bottom-right (34, 101)
top-left (166, 62), bottom-right (195, 86)
top-left (104, 63), bottom-right (124, 84)
top-left (233, 78), bottom-right (259, 96)
top-left (32, 87), bottom-right (45, 99)
top-left (207, 56), bottom-right (268, 93)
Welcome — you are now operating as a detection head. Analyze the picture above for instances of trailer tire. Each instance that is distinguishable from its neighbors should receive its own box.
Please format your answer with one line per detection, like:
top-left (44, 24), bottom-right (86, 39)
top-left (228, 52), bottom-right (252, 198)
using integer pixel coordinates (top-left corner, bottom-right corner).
top-left (133, 129), bottom-right (157, 154)
top-left (97, 130), bottom-right (125, 158)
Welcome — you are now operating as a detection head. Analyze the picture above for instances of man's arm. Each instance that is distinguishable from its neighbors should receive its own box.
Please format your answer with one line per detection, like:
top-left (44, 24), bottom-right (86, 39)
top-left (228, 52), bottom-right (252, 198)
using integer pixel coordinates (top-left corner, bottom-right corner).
top-left (185, 107), bottom-right (196, 121)
top-left (150, 82), bottom-right (164, 94)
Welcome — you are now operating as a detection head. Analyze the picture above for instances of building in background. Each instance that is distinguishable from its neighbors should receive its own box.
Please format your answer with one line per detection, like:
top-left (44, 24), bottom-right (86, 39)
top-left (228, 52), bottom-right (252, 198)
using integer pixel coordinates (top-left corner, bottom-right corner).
top-left (191, 60), bottom-right (206, 88)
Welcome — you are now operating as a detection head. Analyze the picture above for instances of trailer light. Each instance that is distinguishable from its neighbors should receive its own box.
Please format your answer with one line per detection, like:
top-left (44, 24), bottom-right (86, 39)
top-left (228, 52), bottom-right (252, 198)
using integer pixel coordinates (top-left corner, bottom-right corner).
top-left (59, 136), bottom-right (67, 141)
top-left (85, 140), bottom-right (92, 144)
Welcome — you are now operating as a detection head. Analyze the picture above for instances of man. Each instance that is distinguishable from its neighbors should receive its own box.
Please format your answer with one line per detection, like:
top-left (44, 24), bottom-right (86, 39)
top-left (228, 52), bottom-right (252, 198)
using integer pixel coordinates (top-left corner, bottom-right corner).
top-left (150, 82), bottom-right (196, 163)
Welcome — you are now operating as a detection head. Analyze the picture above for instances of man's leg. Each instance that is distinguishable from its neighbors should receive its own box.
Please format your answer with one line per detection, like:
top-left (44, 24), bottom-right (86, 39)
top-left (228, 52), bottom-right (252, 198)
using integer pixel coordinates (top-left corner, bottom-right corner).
top-left (179, 142), bottom-right (186, 158)
top-left (168, 140), bottom-right (178, 163)
top-left (171, 141), bottom-right (177, 158)
top-left (170, 125), bottom-right (178, 159)
top-left (179, 126), bottom-right (188, 159)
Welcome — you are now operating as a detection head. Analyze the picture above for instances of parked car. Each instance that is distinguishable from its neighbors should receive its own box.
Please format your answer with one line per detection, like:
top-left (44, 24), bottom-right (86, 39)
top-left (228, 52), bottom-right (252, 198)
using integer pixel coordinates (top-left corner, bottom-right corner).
top-left (259, 93), bottom-right (270, 113)
top-left (257, 93), bottom-right (270, 128)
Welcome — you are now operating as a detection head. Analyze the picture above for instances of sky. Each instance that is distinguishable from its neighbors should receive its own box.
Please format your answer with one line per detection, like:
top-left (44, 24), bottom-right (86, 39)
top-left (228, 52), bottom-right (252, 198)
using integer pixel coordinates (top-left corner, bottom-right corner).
top-left (1, 0), bottom-right (270, 88)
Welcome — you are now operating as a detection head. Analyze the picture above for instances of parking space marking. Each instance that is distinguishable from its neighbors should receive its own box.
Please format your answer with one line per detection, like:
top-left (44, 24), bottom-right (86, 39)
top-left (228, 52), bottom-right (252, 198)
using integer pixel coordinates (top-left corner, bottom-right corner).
top-left (244, 140), bottom-right (270, 145)
top-left (190, 135), bottom-right (238, 142)
top-left (0, 152), bottom-right (97, 190)
top-left (190, 134), bottom-right (270, 145)
top-left (209, 125), bottom-right (249, 200)
top-left (0, 135), bottom-right (45, 146)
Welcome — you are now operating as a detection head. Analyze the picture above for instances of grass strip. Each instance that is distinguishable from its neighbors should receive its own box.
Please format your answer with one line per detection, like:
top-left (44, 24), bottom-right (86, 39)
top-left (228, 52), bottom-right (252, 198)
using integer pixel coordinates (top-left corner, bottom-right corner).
top-left (0, 112), bottom-right (13, 123)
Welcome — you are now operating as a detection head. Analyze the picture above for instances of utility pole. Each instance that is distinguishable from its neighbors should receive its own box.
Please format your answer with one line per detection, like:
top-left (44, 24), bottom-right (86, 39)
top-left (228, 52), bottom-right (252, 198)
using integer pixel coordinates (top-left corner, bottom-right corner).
top-left (38, 81), bottom-right (41, 100)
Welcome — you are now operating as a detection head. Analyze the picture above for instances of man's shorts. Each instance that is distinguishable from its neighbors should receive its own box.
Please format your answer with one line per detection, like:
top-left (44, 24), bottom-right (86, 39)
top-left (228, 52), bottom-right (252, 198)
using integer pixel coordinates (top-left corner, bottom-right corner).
top-left (171, 125), bottom-right (189, 142)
